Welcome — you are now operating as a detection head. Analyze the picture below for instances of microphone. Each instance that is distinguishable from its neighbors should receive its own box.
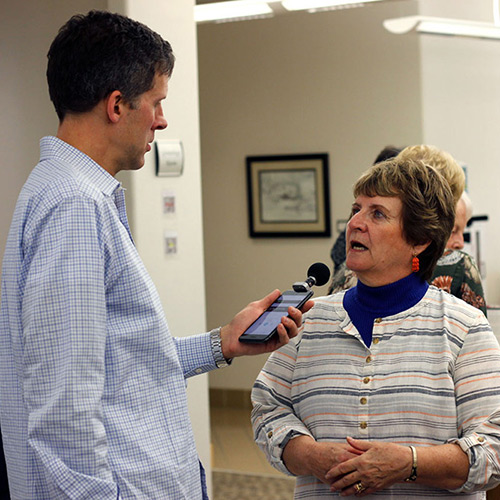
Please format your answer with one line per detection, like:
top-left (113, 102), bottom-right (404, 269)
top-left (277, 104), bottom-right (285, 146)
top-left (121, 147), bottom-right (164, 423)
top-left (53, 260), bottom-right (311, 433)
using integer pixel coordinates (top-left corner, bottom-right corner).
top-left (293, 262), bottom-right (331, 293)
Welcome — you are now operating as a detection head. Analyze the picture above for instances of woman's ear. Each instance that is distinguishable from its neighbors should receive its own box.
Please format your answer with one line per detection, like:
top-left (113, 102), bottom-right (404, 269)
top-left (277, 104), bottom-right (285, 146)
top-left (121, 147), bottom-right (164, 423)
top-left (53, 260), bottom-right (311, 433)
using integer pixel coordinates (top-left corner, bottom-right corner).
top-left (414, 240), bottom-right (431, 256)
top-left (106, 90), bottom-right (123, 123)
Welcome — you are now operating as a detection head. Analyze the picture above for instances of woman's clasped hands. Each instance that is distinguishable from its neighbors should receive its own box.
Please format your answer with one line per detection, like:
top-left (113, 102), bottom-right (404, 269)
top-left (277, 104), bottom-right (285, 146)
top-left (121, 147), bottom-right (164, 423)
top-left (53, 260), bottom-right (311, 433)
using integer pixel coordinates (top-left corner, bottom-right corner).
top-left (325, 437), bottom-right (414, 497)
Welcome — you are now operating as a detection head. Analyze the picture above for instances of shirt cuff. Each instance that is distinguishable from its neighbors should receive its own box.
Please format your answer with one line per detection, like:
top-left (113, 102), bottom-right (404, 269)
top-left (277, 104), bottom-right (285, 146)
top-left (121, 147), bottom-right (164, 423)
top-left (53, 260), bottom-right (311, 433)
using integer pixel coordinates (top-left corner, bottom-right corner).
top-left (266, 427), bottom-right (314, 476)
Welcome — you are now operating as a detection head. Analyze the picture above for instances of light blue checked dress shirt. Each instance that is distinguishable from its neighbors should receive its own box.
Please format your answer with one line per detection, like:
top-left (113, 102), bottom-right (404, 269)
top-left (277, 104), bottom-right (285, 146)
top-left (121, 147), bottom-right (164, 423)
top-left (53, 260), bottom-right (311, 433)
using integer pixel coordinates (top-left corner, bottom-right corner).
top-left (0, 136), bottom-right (216, 499)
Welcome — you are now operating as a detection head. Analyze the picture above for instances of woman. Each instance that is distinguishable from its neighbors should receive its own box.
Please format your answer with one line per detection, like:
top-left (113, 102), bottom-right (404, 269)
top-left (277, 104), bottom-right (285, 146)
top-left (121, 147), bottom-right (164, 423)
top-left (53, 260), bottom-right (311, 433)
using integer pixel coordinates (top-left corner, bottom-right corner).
top-left (251, 157), bottom-right (500, 499)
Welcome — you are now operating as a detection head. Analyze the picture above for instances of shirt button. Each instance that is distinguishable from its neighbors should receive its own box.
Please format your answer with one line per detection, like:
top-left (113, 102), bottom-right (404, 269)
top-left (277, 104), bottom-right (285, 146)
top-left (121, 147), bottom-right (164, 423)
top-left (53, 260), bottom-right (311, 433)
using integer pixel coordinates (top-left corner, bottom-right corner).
top-left (195, 368), bottom-right (203, 374)
top-left (375, 318), bottom-right (382, 323)
top-left (366, 356), bottom-right (372, 363)
top-left (478, 436), bottom-right (485, 442)
top-left (373, 338), bottom-right (380, 344)
top-left (267, 431), bottom-right (273, 438)
top-left (363, 377), bottom-right (370, 384)
top-left (360, 397), bottom-right (367, 405)
top-left (360, 421), bottom-right (367, 429)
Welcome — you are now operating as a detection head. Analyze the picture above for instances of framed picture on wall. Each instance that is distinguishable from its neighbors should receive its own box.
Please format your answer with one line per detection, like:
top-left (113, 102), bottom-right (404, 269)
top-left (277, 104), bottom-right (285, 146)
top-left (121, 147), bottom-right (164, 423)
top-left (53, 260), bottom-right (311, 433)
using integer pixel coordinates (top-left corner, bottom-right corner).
top-left (246, 153), bottom-right (331, 238)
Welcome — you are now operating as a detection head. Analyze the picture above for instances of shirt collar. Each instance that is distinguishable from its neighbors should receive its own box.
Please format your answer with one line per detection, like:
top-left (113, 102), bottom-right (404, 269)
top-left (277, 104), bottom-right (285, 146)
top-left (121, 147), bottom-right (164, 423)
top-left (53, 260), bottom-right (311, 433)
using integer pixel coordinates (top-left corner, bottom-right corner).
top-left (40, 136), bottom-right (121, 197)
top-left (351, 272), bottom-right (429, 317)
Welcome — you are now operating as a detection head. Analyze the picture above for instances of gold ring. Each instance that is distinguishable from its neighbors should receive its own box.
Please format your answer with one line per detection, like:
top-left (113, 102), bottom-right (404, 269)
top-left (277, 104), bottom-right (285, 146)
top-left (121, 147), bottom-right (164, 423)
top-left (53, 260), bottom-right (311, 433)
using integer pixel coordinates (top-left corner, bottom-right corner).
top-left (354, 481), bottom-right (366, 493)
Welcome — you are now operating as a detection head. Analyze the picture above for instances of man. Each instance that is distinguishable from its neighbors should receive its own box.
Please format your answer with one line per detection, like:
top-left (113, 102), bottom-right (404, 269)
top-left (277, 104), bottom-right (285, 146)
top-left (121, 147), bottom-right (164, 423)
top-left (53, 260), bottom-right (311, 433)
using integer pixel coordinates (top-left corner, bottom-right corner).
top-left (0, 11), bottom-right (311, 499)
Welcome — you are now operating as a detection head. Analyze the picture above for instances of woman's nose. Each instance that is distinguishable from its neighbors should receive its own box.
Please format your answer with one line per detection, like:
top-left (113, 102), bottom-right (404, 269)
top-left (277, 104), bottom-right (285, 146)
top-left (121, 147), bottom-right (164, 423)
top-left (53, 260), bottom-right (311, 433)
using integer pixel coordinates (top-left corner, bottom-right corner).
top-left (348, 211), bottom-right (366, 231)
top-left (451, 233), bottom-right (464, 250)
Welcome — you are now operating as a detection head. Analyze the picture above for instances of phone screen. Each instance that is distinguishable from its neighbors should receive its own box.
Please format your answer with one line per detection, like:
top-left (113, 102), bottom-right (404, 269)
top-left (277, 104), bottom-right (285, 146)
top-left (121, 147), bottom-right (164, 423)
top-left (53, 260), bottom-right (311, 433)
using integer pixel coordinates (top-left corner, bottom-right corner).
top-left (239, 290), bottom-right (312, 343)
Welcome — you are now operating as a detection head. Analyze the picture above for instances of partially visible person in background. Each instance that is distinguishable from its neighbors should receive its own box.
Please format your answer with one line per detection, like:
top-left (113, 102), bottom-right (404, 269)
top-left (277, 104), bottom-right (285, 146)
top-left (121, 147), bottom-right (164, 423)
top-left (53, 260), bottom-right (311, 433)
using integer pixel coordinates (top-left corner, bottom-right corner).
top-left (328, 144), bottom-right (486, 315)
top-left (397, 145), bottom-right (465, 204)
top-left (431, 191), bottom-right (486, 315)
top-left (447, 192), bottom-right (473, 251)
top-left (397, 146), bottom-right (486, 315)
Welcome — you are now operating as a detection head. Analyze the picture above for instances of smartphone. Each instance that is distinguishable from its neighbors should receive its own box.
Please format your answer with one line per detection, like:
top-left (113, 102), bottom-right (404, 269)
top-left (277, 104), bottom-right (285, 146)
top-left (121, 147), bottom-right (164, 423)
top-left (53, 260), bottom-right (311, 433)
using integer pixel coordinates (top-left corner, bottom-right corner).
top-left (238, 290), bottom-right (313, 343)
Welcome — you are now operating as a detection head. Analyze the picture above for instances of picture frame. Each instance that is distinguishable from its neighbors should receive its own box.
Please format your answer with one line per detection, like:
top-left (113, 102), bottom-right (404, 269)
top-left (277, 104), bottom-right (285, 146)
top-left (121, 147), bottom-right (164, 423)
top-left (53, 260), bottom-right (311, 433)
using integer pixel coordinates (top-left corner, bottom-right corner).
top-left (246, 153), bottom-right (331, 238)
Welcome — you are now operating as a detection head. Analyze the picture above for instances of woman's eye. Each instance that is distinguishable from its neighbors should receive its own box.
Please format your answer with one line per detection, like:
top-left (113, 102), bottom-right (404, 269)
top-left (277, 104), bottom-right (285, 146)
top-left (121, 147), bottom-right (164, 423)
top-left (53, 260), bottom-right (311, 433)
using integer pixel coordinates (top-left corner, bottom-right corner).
top-left (373, 210), bottom-right (385, 219)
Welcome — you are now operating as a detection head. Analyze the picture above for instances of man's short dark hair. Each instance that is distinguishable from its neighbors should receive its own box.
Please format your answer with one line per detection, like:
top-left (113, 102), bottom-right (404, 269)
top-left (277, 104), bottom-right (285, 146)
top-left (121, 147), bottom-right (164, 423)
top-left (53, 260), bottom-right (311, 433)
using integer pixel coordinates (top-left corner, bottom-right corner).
top-left (47, 10), bottom-right (175, 121)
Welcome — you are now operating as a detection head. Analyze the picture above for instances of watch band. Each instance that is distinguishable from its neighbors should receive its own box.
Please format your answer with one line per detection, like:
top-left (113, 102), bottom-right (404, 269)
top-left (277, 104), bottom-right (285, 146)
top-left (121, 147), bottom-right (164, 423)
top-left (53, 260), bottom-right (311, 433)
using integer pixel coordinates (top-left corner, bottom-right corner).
top-left (405, 445), bottom-right (418, 482)
top-left (210, 327), bottom-right (232, 369)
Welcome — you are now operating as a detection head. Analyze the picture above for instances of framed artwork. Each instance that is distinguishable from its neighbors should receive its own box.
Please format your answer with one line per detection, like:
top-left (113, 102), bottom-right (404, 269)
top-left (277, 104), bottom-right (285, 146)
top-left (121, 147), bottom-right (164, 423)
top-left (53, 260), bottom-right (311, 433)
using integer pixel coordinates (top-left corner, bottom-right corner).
top-left (246, 153), bottom-right (331, 238)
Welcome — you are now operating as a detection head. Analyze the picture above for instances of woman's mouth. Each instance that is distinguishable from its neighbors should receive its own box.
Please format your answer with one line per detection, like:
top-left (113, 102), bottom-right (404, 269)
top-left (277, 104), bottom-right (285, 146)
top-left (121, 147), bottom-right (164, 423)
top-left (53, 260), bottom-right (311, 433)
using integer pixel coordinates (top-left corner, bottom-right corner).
top-left (350, 241), bottom-right (368, 251)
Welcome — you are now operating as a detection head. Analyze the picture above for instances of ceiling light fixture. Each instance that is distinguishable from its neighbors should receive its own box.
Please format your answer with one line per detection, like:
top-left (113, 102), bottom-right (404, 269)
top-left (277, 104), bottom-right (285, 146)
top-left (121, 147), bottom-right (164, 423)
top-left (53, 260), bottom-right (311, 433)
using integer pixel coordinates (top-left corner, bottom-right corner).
top-left (383, 15), bottom-right (500, 40)
top-left (384, 0), bottom-right (500, 41)
top-left (282, 0), bottom-right (385, 12)
top-left (195, 1), bottom-right (274, 24)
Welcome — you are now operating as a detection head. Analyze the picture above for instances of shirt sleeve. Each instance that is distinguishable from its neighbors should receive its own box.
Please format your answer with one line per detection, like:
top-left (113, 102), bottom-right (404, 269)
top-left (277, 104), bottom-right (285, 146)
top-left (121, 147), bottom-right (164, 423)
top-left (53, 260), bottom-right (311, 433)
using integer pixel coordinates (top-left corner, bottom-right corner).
top-left (21, 196), bottom-right (119, 498)
top-left (174, 333), bottom-right (217, 378)
top-left (251, 334), bottom-right (314, 475)
top-left (448, 312), bottom-right (500, 492)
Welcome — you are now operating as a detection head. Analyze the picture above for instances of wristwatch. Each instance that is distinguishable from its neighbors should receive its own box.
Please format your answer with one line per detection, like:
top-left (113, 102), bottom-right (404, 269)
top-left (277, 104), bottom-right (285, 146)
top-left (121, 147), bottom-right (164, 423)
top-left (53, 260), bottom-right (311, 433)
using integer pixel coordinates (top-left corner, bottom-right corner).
top-left (210, 327), bottom-right (233, 368)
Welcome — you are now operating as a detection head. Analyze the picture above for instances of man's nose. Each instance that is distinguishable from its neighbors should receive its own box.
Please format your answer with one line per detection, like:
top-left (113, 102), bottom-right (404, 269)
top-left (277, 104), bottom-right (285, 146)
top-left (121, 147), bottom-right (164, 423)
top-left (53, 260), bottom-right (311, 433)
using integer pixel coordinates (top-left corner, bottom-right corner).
top-left (155, 116), bottom-right (168, 130)
top-left (155, 106), bottom-right (168, 130)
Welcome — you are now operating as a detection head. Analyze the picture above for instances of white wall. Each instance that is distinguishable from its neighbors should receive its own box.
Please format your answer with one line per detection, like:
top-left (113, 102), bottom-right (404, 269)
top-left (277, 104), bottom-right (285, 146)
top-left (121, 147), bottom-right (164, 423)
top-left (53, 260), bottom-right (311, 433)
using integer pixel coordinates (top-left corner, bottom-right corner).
top-left (418, 0), bottom-right (500, 305)
top-left (0, 0), bottom-right (106, 262)
top-left (198, 0), bottom-right (423, 390)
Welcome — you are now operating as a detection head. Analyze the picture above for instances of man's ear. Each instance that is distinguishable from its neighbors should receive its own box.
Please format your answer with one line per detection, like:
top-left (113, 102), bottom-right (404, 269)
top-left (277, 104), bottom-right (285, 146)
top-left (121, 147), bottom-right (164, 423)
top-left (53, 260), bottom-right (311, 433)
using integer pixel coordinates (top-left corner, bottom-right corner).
top-left (106, 90), bottom-right (124, 123)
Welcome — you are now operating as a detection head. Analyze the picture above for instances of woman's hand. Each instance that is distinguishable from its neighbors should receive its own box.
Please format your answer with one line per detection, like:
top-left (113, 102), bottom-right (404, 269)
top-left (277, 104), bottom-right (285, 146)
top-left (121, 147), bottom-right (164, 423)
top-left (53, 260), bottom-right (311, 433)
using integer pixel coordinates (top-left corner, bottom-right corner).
top-left (326, 437), bottom-right (469, 496)
top-left (283, 436), bottom-right (363, 484)
top-left (326, 437), bottom-right (413, 496)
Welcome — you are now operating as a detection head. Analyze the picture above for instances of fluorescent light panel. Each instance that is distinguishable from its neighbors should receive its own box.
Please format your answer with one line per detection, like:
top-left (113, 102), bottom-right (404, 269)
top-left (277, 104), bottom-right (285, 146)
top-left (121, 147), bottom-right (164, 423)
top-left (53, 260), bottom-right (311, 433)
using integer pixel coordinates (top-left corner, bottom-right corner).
top-left (195, 1), bottom-right (273, 23)
top-left (384, 16), bottom-right (500, 41)
top-left (282, 0), bottom-right (384, 11)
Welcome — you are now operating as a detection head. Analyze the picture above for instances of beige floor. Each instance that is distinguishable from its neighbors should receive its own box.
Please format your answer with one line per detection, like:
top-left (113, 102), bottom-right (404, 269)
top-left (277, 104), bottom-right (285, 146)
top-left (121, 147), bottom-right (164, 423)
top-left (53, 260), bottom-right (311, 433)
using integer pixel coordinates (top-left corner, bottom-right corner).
top-left (210, 406), bottom-right (281, 476)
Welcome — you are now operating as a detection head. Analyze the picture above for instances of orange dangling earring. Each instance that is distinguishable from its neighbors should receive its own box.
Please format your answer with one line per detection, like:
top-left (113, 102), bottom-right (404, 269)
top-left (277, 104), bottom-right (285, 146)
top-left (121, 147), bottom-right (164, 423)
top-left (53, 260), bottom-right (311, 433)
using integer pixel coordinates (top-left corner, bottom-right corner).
top-left (412, 253), bottom-right (420, 273)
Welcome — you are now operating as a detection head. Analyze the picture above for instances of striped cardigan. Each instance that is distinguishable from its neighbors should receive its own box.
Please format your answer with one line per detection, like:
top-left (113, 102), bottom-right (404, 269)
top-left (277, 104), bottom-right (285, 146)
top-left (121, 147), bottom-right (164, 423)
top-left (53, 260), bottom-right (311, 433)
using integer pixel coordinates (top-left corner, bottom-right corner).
top-left (251, 286), bottom-right (500, 499)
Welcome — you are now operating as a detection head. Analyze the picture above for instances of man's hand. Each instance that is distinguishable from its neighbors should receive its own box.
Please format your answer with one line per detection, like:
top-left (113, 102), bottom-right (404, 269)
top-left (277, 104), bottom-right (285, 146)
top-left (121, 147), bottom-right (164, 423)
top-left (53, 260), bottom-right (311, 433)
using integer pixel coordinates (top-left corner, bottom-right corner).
top-left (220, 289), bottom-right (314, 358)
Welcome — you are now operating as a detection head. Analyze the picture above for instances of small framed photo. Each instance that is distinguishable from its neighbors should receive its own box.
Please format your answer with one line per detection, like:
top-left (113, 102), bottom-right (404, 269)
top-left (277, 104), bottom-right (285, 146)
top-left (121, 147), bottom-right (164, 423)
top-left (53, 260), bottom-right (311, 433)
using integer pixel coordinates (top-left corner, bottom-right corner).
top-left (246, 153), bottom-right (331, 238)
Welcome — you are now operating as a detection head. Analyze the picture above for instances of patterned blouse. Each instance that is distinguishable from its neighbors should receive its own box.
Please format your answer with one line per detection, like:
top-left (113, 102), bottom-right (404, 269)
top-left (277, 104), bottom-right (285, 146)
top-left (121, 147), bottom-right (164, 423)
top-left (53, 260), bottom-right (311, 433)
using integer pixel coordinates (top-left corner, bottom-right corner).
top-left (252, 287), bottom-right (500, 498)
top-left (430, 249), bottom-right (486, 316)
